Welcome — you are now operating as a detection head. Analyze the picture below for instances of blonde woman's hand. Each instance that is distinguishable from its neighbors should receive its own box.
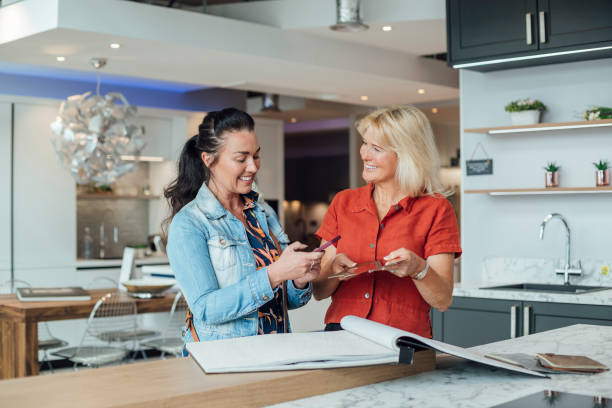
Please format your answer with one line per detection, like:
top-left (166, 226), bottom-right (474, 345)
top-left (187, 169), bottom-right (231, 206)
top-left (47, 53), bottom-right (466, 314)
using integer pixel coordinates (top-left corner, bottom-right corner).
top-left (331, 253), bottom-right (357, 281)
top-left (267, 242), bottom-right (323, 289)
top-left (383, 248), bottom-right (426, 279)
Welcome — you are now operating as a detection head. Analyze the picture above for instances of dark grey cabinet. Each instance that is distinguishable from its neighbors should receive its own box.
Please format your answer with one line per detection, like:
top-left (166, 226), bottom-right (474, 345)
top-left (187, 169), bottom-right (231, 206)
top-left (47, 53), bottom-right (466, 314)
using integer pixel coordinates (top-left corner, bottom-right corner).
top-left (447, 0), bottom-right (538, 63)
top-left (432, 296), bottom-right (612, 347)
top-left (446, 0), bottom-right (612, 70)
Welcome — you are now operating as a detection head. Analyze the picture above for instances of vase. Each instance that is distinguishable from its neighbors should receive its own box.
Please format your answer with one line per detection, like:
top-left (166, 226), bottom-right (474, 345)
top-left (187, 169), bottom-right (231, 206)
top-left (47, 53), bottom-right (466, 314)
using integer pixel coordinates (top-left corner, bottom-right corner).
top-left (545, 171), bottom-right (559, 188)
top-left (596, 169), bottom-right (610, 186)
top-left (510, 110), bottom-right (541, 126)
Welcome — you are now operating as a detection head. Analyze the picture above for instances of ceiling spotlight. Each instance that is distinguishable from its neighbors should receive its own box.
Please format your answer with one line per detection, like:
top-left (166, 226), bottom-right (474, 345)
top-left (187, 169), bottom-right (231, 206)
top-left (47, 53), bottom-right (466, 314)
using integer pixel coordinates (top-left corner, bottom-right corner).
top-left (418, 89), bottom-right (426, 95)
top-left (290, 117), bottom-right (297, 123)
top-left (432, 107), bottom-right (439, 114)
top-left (360, 95), bottom-right (369, 101)
top-left (56, 56), bottom-right (66, 62)
top-left (109, 43), bottom-right (121, 49)
top-left (330, 0), bottom-right (369, 32)
top-left (382, 26), bottom-right (392, 32)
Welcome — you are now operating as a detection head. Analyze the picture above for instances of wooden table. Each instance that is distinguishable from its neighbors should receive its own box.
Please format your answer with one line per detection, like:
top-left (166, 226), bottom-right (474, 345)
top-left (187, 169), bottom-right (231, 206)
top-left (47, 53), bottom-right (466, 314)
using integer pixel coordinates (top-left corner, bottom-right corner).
top-left (0, 289), bottom-right (175, 379)
top-left (0, 351), bottom-right (436, 407)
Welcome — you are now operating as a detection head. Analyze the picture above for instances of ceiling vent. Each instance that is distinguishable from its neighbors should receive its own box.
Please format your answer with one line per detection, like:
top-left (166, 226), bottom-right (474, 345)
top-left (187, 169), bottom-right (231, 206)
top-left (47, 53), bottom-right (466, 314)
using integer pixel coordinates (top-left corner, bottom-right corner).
top-left (330, 0), bottom-right (369, 32)
top-left (261, 93), bottom-right (281, 112)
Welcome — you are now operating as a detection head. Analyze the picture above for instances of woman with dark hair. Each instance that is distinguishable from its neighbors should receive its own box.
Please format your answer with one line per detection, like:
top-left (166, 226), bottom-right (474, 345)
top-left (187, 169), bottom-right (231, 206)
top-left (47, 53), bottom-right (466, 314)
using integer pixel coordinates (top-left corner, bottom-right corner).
top-left (164, 108), bottom-right (321, 347)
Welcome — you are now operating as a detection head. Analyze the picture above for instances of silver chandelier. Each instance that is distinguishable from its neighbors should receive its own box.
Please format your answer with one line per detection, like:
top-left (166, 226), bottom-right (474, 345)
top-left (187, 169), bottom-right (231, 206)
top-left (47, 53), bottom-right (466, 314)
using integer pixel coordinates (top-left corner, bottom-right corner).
top-left (50, 58), bottom-right (146, 186)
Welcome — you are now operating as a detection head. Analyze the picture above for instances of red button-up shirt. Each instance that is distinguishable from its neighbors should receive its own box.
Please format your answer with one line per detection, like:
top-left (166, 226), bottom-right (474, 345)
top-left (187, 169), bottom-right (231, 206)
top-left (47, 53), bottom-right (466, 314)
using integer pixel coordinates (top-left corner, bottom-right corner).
top-left (316, 184), bottom-right (462, 338)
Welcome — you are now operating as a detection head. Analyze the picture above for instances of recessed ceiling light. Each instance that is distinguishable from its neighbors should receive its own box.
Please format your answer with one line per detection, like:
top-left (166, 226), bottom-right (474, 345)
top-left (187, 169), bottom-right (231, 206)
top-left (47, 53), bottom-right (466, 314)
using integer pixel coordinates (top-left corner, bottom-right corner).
top-left (56, 56), bottom-right (66, 62)
top-left (360, 95), bottom-right (369, 101)
top-left (109, 43), bottom-right (121, 49)
top-left (432, 107), bottom-right (439, 114)
top-left (417, 88), bottom-right (426, 95)
top-left (382, 26), bottom-right (392, 32)
top-left (290, 117), bottom-right (297, 123)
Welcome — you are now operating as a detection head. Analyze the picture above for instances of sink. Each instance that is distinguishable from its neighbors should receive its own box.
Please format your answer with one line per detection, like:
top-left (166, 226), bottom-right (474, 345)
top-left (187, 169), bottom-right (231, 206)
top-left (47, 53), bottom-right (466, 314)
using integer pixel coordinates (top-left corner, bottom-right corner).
top-left (482, 282), bottom-right (611, 294)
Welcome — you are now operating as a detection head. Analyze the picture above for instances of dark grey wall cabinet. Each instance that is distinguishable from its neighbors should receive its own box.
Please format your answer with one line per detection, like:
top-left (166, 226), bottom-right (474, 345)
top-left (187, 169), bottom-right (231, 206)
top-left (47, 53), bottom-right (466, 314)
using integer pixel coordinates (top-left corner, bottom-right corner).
top-left (432, 297), bottom-right (612, 347)
top-left (446, 0), bottom-right (612, 70)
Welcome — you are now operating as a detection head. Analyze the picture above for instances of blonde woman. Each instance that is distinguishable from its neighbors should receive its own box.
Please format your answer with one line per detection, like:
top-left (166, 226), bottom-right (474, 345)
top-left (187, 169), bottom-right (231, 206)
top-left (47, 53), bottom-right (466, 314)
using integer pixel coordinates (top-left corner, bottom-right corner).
top-left (313, 105), bottom-right (461, 337)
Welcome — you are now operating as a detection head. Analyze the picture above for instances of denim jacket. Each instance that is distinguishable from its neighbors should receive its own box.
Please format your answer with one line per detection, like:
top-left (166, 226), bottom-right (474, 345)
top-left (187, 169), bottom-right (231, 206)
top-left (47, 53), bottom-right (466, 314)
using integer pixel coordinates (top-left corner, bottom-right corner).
top-left (166, 182), bottom-right (312, 343)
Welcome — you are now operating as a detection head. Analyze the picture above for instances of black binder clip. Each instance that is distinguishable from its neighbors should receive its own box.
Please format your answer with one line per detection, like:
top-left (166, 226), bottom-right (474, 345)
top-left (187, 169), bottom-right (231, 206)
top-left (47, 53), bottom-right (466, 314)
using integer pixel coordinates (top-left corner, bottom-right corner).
top-left (398, 345), bottom-right (415, 365)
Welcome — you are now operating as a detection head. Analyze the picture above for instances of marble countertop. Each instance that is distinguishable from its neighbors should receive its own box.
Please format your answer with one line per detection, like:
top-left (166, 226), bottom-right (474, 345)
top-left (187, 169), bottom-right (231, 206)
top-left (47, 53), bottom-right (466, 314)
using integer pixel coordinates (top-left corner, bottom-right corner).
top-left (270, 324), bottom-right (612, 408)
top-left (452, 281), bottom-right (612, 306)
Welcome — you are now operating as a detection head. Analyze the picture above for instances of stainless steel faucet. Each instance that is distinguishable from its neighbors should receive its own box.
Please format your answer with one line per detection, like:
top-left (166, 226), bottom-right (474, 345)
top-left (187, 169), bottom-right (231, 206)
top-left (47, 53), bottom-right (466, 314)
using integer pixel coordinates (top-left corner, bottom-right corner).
top-left (539, 213), bottom-right (582, 285)
top-left (99, 208), bottom-right (119, 259)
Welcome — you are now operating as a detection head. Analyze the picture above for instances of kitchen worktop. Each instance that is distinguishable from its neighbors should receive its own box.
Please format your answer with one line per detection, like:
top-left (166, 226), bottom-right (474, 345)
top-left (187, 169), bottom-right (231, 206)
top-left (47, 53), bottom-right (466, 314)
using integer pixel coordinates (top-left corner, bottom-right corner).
top-left (271, 323), bottom-right (612, 408)
top-left (452, 281), bottom-right (612, 306)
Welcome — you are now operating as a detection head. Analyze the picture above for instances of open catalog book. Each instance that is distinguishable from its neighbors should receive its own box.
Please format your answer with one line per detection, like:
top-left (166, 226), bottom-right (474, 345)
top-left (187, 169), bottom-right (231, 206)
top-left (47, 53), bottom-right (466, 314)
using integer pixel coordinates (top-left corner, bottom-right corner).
top-left (186, 315), bottom-right (547, 377)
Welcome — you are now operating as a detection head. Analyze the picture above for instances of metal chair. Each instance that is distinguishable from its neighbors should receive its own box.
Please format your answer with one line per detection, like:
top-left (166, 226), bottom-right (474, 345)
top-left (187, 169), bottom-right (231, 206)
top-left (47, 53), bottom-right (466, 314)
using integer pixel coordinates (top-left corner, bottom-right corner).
top-left (85, 275), bottom-right (159, 360)
top-left (0, 280), bottom-right (68, 372)
top-left (52, 292), bottom-right (144, 369)
top-left (141, 291), bottom-right (187, 358)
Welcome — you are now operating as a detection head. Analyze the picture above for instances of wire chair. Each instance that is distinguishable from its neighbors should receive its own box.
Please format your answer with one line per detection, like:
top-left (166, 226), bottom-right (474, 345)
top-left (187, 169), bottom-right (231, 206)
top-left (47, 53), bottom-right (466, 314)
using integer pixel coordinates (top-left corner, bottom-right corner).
top-left (52, 292), bottom-right (143, 369)
top-left (86, 276), bottom-right (159, 360)
top-left (85, 276), bottom-right (119, 290)
top-left (141, 291), bottom-right (187, 358)
top-left (0, 280), bottom-right (68, 373)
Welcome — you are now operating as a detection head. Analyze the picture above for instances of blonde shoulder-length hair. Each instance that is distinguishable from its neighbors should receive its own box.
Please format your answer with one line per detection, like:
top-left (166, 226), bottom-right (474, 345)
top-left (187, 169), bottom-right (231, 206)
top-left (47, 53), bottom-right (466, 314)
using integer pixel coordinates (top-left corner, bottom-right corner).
top-left (357, 105), bottom-right (450, 198)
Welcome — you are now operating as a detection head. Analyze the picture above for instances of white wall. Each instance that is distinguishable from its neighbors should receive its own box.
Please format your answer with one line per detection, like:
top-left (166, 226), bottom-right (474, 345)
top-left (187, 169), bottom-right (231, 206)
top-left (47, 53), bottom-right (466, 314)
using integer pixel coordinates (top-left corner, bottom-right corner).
top-left (0, 102), bottom-right (11, 278)
top-left (460, 58), bottom-right (612, 282)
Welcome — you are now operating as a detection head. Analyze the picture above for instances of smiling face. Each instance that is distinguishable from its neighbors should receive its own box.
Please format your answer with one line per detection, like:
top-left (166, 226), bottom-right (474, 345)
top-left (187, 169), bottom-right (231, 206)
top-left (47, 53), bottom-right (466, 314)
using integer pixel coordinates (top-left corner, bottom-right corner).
top-left (204, 129), bottom-right (261, 196)
top-left (360, 127), bottom-right (398, 185)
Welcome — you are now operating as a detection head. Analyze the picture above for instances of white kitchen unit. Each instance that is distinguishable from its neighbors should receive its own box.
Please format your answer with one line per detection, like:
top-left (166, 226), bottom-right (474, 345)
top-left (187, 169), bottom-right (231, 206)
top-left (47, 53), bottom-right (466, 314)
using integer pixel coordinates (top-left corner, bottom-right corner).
top-left (12, 101), bottom-right (76, 272)
top-left (0, 102), bottom-right (11, 275)
top-left (130, 114), bottom-right (173, 160)
top-left (254, 117), bottom-right (285, 225)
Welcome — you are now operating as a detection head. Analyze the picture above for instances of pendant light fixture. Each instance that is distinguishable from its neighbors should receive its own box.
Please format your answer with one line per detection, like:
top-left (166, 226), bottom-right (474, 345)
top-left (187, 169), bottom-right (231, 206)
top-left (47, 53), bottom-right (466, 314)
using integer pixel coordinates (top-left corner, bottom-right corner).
top-left (330, 0), bottom-right (369, 32)
top-left (50, 58), bottom-right (146, 186)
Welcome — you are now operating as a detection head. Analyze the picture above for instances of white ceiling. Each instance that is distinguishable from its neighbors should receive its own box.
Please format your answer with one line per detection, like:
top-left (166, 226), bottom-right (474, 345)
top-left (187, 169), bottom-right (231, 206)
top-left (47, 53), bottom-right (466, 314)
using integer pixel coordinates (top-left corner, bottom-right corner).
top-left (0, 0), bottom-right (458, 108)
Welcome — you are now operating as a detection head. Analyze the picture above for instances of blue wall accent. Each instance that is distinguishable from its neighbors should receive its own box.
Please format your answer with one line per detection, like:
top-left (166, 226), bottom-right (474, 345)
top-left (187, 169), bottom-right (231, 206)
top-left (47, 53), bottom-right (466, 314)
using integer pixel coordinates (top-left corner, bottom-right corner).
top-left (0, 72), bottom-right (246, 111)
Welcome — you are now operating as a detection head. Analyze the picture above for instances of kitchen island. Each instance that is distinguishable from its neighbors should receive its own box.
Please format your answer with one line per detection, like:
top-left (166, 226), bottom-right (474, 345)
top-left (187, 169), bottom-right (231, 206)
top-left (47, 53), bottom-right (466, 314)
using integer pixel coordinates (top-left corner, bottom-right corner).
top-left (271, 323), bottom-right (612, 407)
top-left (0, 324), bottom-right (610, 407)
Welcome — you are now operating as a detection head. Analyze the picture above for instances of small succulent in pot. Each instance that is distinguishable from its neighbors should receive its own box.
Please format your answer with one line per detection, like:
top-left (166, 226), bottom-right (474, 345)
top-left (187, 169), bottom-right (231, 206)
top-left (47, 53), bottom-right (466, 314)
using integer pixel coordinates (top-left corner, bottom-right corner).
top-left (593, 160), bottom-right (609, 171)
top-left (543, 162), bottom-right (560, 188)
top-left (593, 160), bottom-right (610, 186)
top-left (543, 162), bottom-right (560, 172)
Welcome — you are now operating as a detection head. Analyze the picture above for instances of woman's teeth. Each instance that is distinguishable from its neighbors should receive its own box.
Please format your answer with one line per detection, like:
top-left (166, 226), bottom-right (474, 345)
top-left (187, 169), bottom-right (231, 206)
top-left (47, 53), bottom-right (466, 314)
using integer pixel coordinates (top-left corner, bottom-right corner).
top-left (365, 164), bottom-right (377, 170)
top-left (240, 176), bottom-right (252, 181)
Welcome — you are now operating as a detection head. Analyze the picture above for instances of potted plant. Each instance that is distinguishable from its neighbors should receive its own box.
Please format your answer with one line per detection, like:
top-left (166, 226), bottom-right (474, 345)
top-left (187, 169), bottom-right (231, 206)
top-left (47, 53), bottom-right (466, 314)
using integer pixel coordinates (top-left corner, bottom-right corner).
top-left (583, 107), bottom-right (612, 121)
top-left (505, 98), bottom-right (547, 126)
top-left (543, 162), bottom-right (560, 188)
top-left (593, 160), bottom-right (610, 187)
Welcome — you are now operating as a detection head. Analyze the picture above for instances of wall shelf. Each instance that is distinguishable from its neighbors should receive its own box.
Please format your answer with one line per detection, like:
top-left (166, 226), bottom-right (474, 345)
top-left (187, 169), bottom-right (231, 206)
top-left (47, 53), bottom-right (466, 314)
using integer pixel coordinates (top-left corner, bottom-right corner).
top-left (464, 187), bottom-right (612, 196)
top-left (464, 119), bottom-right (612, 135)
top-left (77, 194), bottom-right (160, 200)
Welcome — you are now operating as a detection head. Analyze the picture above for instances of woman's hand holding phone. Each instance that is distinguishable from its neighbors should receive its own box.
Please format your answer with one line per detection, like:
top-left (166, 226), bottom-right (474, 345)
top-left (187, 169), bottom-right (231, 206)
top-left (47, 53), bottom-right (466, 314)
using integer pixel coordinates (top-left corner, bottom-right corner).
top-left (267, 242), bottom-right (323, 289)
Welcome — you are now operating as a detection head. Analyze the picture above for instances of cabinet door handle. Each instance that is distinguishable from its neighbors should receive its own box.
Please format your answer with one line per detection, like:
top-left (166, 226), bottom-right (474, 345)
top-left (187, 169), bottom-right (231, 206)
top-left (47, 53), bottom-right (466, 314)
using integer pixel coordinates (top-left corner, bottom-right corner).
top-left (525, 13), bottom-right (533, 45)
top-left (539, 11), bottom-right (547, 43)
top-left (510, 305), bottom-right (518, 338)
top-left (523, 305), bottom-right (531, 335)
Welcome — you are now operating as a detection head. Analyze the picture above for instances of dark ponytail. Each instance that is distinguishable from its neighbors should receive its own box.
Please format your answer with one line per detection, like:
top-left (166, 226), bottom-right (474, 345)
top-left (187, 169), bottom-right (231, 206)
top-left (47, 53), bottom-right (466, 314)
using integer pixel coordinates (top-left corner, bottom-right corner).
top-left (162, 108), bottom-right (255, 240)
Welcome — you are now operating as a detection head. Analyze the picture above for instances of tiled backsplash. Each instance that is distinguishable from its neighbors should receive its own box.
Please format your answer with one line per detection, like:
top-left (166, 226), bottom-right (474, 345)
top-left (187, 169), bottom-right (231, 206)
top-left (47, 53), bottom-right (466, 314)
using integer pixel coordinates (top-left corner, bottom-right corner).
top-left (482, 257), bottom-right (612, 287)
top-left (76, 164), bottom-right (151, 259)
top-left (77, 199), bottom-right (150, 259)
